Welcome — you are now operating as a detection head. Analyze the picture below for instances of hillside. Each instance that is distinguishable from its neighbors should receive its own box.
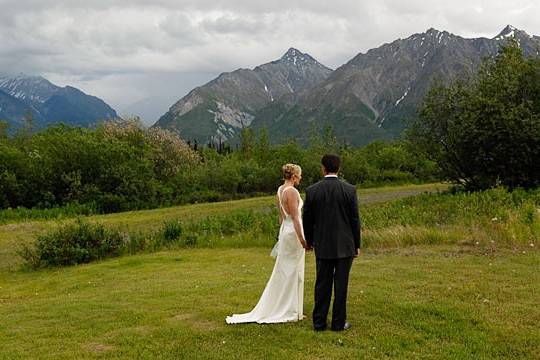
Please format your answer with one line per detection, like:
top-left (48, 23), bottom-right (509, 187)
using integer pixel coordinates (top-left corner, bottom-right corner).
top-left (154, 48), bottom-right (332, 143)
top-left (0, 73), bottom-right (118, 131)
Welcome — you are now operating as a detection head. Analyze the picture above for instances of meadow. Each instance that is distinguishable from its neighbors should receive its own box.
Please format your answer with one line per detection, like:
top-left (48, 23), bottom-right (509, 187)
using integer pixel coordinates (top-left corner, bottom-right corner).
top-left (1, 183), bottom-right (539, 359)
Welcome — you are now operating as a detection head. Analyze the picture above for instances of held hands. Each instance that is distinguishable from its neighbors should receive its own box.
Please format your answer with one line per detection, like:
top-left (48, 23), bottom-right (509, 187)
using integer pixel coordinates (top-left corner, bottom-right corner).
top-left (300, 238), bottom-right (312, 251)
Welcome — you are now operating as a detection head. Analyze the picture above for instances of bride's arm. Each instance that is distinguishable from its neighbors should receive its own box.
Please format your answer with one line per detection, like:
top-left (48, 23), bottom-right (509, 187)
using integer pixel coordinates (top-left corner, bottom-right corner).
top-left (284, 190), bottom-right (307, 249)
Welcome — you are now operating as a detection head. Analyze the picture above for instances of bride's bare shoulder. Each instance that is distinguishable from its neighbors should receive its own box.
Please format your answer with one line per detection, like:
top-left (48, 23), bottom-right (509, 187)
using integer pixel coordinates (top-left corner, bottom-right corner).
top-left (282, 186), bottom-right (301, 200)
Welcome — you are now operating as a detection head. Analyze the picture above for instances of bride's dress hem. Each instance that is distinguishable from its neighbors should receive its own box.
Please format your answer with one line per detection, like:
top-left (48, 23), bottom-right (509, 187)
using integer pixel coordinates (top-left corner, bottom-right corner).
top-left (225, 314), bottom-right (305, 325)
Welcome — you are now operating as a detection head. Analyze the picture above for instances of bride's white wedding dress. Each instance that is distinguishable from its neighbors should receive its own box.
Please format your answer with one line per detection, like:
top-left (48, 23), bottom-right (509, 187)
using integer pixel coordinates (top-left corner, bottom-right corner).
top-left (226, 186), bottom-right (305, 324)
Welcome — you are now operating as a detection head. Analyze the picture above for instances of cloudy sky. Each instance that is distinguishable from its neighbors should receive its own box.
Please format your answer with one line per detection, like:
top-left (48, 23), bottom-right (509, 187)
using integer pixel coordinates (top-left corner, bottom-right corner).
top-left (1, 0), bottom-right (539, 123)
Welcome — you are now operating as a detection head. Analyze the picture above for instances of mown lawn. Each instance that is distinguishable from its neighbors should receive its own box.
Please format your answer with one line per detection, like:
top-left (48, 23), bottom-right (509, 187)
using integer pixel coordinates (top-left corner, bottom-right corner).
top-left (0, 247), bottom-right (538, 359)
top-left (1, 183), bottom-right (539, 359)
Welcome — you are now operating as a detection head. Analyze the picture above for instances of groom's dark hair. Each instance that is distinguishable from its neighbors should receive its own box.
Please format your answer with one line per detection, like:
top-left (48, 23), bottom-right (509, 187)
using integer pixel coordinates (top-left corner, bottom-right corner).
top-left (321, 154), bottom-right (340, 173)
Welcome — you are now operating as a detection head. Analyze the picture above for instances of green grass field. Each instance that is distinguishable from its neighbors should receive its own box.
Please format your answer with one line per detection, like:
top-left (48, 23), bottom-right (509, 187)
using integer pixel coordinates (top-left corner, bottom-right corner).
top-left (1, 183), bottom-right (539, 359)
top-left (0, 183), bottom-right (447, 272)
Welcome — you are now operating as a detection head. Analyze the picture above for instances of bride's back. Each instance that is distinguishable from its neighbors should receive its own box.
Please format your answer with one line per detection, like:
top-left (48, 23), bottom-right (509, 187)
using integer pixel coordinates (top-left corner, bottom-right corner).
top-left (277, 185), bottom-right (302, 219)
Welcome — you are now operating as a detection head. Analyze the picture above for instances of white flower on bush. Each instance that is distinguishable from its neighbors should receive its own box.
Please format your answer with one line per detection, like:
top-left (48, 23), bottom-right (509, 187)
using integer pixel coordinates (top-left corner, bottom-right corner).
top-left (100, 118), bottom-right (200, 178)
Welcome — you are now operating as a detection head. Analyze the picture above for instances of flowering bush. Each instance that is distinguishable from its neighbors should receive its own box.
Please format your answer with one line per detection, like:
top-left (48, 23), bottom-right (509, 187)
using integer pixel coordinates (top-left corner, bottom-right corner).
top-left (100, 119), bottom-right (200, 179)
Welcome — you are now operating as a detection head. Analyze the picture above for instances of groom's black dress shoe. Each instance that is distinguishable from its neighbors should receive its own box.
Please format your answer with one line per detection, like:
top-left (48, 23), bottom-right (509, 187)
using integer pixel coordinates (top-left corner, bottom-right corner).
top-left (331, 322), bottom-right (352, 331)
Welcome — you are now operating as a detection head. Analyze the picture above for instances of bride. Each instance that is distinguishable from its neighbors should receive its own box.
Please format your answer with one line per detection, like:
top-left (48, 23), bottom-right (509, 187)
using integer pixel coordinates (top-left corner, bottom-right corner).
top-left (226, 164), bottom-right (307, 324)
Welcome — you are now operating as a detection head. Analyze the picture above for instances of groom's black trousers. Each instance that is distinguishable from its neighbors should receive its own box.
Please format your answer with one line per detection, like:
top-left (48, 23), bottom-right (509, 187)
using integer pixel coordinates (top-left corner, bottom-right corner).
top-left (313, 256), bottom-right (354, 330)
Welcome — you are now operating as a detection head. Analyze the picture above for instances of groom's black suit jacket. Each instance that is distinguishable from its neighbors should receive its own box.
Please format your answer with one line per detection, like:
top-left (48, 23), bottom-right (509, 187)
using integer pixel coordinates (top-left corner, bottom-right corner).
top-left (303, 177), bottom-right (361, 259)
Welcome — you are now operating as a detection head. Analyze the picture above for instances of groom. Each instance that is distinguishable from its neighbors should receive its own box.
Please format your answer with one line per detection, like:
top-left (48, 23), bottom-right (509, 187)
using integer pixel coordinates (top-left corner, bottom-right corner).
top-left (303, 154), bottom-right (361, 331)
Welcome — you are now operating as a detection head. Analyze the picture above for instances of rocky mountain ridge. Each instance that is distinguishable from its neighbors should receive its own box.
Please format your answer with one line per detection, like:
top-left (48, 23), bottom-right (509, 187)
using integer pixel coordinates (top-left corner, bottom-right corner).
top-left (249, 25), bottom-right (540, 146)
top-left (154, 48), bottom-right (332, 142)
top-left (0, 73), bottom-right (118, 131)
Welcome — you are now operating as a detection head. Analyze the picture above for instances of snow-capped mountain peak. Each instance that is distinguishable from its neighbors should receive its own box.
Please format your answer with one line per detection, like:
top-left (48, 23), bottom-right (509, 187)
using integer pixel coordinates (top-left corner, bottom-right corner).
top-left (279, 47), bottom-right (315, 66)
top-left (0, 72), bottom-right (118, 130)
top-left (494, 25), bottom-right (522, 40)
top-left (0, 73), bottom-right (59, 103)
top-left (277, 47), bottom-right (330, 71)
top-left (281, 47), bottom-right (307, 65)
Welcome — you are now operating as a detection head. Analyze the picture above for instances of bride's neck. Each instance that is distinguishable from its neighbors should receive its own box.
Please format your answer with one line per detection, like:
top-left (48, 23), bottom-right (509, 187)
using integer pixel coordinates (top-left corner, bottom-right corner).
top-left (283, 180), bottom-right (295, 187)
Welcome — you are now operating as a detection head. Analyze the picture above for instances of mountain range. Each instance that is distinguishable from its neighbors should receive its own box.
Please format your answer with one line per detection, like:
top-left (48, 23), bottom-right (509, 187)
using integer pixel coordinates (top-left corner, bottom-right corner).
top-left (0, 73), bottom-right (118, 132)
top-left (155, 25), bottom-right (540, 146)
top-left (154, 48), bottom-right (332, 142)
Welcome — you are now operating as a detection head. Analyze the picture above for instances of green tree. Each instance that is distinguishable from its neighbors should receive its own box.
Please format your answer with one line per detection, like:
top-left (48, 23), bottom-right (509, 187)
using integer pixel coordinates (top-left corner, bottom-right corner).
top-left (410, 40), bottom-right (540, 190)
top-left (0, 121), bottom-right (9, 141)
top-left (239, 127), bottom-right (256, 157)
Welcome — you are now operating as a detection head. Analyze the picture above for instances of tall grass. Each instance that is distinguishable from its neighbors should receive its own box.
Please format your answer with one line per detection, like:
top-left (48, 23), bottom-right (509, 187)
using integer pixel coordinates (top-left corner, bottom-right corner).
top-left (174, 187), bottom-right (540, 250)
top-left (21, 209), bottom-right (279, 268)
top-left (0, 203), bottom-right (98, 225)
top-left (20, 187), bottom-right (540, 268)
top-left (363, 187), bottom-right (540, 228)
top-left (362, 187), bottom-right (540, 248)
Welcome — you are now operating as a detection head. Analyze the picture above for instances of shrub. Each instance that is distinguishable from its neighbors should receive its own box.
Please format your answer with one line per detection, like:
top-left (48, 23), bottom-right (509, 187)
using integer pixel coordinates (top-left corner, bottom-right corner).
top-left (95, 193), bottom-right (129, 214)
top-left (162, 220), bottom-right (182, 242)
top-left (23, 219), bottom-right (126, 267)
top-left (183, 234), bottom-right (198, 246)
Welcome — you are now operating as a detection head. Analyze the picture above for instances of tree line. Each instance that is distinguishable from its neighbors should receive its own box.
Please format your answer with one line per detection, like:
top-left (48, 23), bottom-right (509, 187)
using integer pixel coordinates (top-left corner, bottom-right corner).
top-left (0, 120), bottom-right (438, 213)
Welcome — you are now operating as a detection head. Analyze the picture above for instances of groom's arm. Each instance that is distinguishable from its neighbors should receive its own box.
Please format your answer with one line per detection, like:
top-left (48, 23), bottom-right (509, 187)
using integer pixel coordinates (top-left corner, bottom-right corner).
top-left (302, 188), bottom-right (314, 248)
top-left (349, 187), bottom-right (361, 252)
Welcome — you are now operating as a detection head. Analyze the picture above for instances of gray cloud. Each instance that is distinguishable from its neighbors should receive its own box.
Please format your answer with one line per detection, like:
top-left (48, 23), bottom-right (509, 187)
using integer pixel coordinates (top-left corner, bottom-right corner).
top-left (200, 14), bottom-right (268, 35)
top-left (0, 0), bottom-right (539, 120)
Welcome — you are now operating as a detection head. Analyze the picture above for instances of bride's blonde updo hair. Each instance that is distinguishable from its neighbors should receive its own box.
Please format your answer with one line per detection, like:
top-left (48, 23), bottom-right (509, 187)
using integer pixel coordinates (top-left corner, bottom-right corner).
top-left (282, 163), bottom-right (302, 180)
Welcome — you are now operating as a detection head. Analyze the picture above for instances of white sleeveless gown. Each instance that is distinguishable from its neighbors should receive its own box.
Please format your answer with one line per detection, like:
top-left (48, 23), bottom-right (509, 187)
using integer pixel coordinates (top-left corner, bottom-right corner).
top-left (226, 186), bottom-right (305, 324)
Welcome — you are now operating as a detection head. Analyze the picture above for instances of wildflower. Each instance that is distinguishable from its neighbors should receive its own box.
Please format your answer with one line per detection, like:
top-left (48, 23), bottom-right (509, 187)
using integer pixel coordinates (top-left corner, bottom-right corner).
top-left (491, 217), bottom-right (498, 222)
